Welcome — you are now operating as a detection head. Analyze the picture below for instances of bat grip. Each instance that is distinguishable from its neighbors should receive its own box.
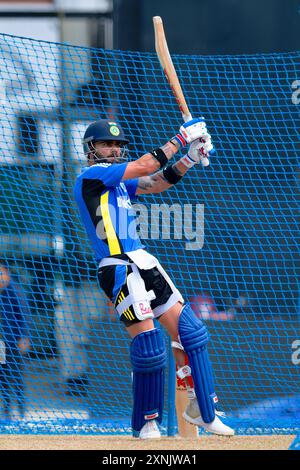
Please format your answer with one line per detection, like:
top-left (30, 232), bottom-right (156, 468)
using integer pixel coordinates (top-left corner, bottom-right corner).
top-left (183, 113), bottom-right (193, 123)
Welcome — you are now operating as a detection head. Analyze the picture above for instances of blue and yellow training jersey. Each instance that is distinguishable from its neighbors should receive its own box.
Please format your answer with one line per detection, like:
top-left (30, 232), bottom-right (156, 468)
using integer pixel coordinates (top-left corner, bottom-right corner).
top-left (74, 162), bottom-right (144, 262)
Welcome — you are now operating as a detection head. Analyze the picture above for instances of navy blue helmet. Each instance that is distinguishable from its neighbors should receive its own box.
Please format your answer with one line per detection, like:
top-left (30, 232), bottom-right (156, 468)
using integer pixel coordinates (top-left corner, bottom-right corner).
top-left (82, 119), bottom-right (129, 156)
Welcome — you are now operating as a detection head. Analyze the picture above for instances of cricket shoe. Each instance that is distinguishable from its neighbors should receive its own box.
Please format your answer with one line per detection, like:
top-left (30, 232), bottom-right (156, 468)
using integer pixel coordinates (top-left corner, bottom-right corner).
top-left (139, 420), bottom-right (161, 439)
top-left (183, 398), bottom-right (235, 436)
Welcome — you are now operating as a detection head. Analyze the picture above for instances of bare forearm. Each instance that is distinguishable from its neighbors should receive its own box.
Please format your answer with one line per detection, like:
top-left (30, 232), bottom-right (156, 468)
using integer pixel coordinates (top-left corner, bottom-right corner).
top-left (123, 140), bottom-right (179, 180)
top-left (137, 141), bottom-right (179, 169)
top-left (161, 140), bottom-right (180, 160)
top-left (137, 158), bottom-right (190, 194)
top-left (137, 171), bottom-right (171, 193)
top-left (171, 159), bottom-right (189, 178)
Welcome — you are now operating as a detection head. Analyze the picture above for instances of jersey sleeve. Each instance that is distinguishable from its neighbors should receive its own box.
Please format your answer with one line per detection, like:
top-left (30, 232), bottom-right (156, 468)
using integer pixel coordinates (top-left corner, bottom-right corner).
top-left (124, 178), bottom-right (139, 197)
top-left (82, 163), bottom-right (128, 188)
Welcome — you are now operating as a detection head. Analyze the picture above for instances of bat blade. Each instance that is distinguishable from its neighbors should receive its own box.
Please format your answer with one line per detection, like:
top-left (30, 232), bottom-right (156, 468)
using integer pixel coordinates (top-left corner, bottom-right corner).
top-left (153, 15), bottom-right (210, 167)
top-left (176, 378), bottom-right (199, 438)
top-left (153, 16), bottom-right (192, 122)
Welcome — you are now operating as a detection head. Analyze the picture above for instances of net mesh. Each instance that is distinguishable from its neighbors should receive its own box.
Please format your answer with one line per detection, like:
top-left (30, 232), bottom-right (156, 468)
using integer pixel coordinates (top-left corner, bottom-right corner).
top-left (0, 33), bottom-right (299, 434)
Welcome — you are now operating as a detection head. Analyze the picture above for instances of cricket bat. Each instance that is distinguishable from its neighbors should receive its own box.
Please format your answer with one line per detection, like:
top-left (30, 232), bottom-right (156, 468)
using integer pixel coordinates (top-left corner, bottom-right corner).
top-left (153, 15), bottom-right (209, 167)
top-left (175, 363), bottom-right (199, 438)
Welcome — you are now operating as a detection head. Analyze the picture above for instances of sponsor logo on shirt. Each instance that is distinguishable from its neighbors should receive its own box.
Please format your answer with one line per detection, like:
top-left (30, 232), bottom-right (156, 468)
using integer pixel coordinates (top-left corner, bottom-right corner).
top-left (117, 196), bottom-right (132, 209)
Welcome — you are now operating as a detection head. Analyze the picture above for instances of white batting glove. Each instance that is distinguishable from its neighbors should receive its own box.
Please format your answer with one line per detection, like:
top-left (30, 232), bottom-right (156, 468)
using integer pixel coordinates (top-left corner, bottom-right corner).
top-left (180, 136), bottom-right (214, 168)
top-left (172, 117), bottom-right (209, 148)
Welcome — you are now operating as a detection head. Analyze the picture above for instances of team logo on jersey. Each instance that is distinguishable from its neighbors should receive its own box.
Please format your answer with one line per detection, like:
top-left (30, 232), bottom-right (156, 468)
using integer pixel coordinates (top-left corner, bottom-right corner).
top-left (108, 122), bottom-right (120, 137)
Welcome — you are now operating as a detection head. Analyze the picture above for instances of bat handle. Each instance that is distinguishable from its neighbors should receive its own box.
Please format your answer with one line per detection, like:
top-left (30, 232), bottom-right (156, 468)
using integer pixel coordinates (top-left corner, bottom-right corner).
top-left (183, 113), bottom-right (210, 167)
top-left (183, 113), bottom-right (193, 123)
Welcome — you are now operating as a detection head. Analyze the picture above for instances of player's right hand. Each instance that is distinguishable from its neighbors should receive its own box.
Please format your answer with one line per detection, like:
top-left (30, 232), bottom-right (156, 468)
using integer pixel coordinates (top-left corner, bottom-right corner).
top-left (182, 136), bottom-right (215, 168)
top-left (174, 117), bottom-right (209, 148)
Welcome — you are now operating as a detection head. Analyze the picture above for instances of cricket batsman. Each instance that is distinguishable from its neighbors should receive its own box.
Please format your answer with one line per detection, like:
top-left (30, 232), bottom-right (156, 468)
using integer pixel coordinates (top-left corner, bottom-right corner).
top-left (74, 118), bottom-right (234, 438)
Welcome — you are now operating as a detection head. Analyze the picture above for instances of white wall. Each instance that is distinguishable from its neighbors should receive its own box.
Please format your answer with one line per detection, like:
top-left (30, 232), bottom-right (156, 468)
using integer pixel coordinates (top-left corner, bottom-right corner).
top-left (0, 17), bottom-right (59, 42)
top-left (54, 0), bottom-right (111, 12)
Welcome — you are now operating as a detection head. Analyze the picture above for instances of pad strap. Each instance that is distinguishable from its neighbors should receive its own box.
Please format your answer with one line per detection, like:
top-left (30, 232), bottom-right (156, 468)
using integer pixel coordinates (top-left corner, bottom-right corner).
top-left (171, 340), bottom-right (184, 351)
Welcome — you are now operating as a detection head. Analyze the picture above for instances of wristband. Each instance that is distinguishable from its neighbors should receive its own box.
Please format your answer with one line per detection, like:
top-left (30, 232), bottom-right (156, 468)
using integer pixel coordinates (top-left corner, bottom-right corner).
top-left (169, 138), bottom-right (180, 150)
top-left (172, 133), bottom-right (187, 148)
top-left (150, 147), bottom-right (168, 168)
top-left (163, 165), bottom-right (183, 185)
top-left (179, 154), bottom-right (196, 169)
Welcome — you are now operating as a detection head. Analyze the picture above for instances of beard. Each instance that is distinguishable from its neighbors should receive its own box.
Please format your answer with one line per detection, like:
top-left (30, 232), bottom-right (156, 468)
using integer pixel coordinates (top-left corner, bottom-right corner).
top-left (94, 149), bottom-right (127, 164)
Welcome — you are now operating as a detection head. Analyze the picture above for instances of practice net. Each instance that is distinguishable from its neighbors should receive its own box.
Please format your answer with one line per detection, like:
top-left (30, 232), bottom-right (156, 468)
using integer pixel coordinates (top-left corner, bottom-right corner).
top-left (0, 33), bottom-right (299, 435)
